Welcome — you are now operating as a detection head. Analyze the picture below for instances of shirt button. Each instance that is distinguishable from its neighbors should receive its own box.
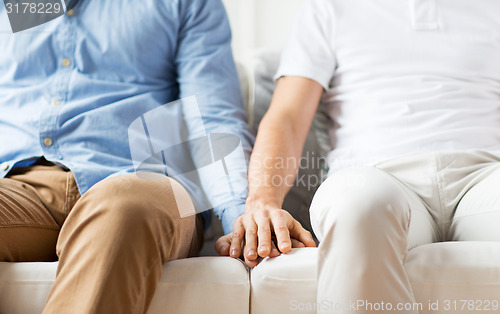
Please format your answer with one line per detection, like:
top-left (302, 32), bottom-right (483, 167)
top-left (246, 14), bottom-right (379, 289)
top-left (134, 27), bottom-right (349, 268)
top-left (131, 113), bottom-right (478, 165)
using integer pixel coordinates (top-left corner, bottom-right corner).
top-left (1, 162), bottom-right (9, 171)
top-left (52, 99), bottom-right (61, 106)
top-left (67, 9), bottom-right (75, 16)
top-left (62, 59), bottom-right (71, 67)
top-left (43, 137), bottom-right (53, 147)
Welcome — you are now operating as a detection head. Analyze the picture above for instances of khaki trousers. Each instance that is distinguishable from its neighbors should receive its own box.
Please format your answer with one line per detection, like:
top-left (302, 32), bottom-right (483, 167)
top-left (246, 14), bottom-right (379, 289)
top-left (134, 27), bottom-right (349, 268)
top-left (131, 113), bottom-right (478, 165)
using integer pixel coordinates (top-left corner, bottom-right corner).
top-left (310, 151), bottom-right (500, 314)
top-left (0, 161), bottom-right (203, 314)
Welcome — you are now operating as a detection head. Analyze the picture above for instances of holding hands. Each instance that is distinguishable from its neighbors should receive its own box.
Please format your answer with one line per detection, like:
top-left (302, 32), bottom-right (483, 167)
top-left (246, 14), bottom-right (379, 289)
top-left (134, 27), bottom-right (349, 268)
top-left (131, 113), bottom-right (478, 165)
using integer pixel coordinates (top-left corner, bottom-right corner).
top-left (215, 200), bottom-right (316, 267)
top-left (216, 77), bottom-right (324, 267)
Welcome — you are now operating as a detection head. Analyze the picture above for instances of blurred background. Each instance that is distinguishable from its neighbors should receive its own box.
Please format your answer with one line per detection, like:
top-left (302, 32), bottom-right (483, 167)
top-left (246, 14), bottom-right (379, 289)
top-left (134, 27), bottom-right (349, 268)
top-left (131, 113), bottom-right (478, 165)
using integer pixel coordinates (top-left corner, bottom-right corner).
top-left (222, 0), bottom-right (304, 60)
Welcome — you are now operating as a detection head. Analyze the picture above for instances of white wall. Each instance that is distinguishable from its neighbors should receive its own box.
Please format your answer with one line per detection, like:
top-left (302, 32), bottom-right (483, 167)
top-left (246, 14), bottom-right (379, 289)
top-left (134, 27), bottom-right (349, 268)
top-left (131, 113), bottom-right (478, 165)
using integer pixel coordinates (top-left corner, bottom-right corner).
top-left (222, 0), bottom-right (304, 60)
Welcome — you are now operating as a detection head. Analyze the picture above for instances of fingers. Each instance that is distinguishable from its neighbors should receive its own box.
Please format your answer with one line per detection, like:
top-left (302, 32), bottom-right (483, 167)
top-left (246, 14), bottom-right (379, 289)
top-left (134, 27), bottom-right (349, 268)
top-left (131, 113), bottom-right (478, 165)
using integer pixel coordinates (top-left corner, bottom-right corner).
top-left (215, 233), bottom-right (232, 256)
top-left (247, 240), bottom-right (278, 268)
top-left (289, 220), bottom-right (316, 248)
top-left (228, 208), bottom-right (315, 268)
top-left (291, 238), bottom-right (306, 248)
top-left (244, 253), bottom-right (262, 268)
top-left (257, 216), bottom-right (272, 258)
top-left (230, 219), bottom-right (245, 258)
top-left (243, 216), bottom-right (259, 262)
top-left (251, 237), bottom-right (305, 262)
top-left (270, 211), bottom-right (292, 253)
top-left (268, 240), bottom-right (281, 258)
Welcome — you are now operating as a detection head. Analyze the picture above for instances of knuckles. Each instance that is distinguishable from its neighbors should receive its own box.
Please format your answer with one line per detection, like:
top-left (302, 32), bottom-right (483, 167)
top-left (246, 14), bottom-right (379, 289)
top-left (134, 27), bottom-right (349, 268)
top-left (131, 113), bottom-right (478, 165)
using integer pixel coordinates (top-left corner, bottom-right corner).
top-left (246, 229), bottom-right (258, 236)
top-left (274, 225), bottom-right (288, 232)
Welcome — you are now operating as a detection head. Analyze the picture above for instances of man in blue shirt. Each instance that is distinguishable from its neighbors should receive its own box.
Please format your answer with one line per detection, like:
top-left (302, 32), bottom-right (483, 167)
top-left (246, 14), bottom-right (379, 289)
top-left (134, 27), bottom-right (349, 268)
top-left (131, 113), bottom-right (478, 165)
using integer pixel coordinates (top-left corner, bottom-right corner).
top-left (0, 0), bottom-right (253, 313)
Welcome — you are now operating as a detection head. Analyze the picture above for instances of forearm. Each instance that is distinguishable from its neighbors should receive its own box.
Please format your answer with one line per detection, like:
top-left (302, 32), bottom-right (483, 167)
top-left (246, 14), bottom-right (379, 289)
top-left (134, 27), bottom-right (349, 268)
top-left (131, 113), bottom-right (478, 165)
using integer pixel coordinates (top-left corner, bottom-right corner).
top-left (246, 76), bottom-right (323, 211)
top-left (246, 113), bottom-right (305, 209)
top-left (219, 77), bottom-right (322, 266)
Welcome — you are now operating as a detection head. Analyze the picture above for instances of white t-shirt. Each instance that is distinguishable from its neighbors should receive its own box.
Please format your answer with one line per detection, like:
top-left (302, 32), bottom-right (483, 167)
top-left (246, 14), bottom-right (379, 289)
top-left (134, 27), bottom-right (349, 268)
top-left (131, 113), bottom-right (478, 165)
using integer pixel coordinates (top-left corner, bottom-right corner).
top-left (276, 0), bottom-right (500, 172)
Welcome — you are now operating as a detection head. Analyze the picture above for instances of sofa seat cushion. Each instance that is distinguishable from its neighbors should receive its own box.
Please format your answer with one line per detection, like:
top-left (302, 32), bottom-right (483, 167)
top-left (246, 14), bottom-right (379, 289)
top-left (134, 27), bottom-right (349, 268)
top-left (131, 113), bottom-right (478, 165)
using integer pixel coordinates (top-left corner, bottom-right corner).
top-left (0, 257), bottom-right (250, 314)
top-left (406, 241), bottom-right (500, 314)
top-left (250, 248), bottom-right (318, 314)
top-left (250, 243), bottom-right (500, 314)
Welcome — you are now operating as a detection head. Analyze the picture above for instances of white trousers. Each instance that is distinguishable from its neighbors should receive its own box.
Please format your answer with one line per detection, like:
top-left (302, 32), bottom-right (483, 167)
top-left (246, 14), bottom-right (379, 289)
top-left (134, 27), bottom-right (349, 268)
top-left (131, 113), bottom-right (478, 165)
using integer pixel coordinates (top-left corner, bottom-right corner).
top-left (310, 151), bottom-right (500, 314)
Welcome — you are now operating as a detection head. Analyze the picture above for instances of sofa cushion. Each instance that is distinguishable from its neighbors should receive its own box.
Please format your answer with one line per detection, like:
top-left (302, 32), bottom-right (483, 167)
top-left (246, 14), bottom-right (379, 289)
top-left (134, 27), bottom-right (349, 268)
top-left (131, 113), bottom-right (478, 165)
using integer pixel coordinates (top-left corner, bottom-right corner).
top-left (250, 243), bottom-right (500, 314)
top-left (0, 262), bottom-right (57, 314)
top-left (406, 241), bottom-right (500, 314)
top-left (250, 248), bottom-right (318, 314)
top-left (0, 257), bottom-right (250, 314)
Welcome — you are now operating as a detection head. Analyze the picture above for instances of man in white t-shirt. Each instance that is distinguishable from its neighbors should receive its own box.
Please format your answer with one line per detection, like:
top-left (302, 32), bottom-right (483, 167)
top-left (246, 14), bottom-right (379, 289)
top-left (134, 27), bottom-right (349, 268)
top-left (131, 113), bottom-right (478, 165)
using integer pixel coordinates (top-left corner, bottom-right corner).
top-left (216, 0), bottom-right (500, 313)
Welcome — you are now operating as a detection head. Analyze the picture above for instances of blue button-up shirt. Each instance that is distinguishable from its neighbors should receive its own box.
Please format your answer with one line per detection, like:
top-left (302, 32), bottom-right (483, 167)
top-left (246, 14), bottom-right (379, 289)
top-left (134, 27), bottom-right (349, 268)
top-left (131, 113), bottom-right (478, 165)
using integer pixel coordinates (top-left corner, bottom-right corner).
top-left (0, 0), bottom-right (253, 233)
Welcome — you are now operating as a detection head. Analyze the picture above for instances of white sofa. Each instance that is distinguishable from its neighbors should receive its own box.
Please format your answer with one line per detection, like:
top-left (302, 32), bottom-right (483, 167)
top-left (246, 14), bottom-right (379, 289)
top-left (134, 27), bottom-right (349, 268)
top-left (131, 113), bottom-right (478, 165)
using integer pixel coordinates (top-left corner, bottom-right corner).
top-left (2, 51), bottom-right (500, 314)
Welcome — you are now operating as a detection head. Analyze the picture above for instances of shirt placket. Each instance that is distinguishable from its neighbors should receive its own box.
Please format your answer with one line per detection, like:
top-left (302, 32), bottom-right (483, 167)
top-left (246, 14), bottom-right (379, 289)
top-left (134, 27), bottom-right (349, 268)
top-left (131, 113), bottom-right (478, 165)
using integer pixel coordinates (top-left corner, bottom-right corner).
top-left (39, 12), bottom-right (77, 160)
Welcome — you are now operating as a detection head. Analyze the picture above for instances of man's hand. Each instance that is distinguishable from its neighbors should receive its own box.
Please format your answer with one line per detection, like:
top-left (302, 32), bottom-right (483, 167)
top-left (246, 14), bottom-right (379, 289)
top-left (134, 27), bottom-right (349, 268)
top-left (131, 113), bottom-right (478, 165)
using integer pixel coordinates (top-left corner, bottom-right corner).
top-left (215, 231), bottom-right (282, 266)
top-left (215, 77), bottom-right (322, 267)
top-left (215, 204), bottom-right (316, 267)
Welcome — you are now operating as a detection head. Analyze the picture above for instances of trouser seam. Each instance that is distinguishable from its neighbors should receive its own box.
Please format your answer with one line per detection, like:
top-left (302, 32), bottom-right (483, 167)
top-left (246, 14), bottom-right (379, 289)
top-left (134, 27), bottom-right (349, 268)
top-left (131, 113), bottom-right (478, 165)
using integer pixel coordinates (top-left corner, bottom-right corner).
top-left (64, 172), bottom-right (72, 218)
top-left (434, 153), bottom-right (447, 241)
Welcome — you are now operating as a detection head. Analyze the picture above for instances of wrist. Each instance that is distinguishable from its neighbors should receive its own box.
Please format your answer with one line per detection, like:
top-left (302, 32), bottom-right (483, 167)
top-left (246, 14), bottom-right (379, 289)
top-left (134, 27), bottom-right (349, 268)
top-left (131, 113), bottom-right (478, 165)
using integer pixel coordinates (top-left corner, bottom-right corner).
top-left (245, 195), bottom-right (282, 212)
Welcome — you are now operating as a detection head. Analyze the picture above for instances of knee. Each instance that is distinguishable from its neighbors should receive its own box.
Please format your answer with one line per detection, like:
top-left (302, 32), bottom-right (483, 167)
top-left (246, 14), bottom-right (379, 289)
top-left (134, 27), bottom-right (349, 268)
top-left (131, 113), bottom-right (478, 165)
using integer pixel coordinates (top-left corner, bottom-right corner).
top-left (311, 167), bottom-right (409, 236)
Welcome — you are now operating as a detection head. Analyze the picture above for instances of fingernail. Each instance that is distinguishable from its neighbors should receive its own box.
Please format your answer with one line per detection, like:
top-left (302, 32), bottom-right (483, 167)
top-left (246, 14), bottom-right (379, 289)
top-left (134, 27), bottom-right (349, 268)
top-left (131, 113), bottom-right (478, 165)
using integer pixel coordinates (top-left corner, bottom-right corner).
top-left (259, 246), bottom-right (269, 253)
top-left (248, 250), bottom-right (256, 256)
top-left (231, 249), bottom-right (237, 256)
top-left (280, 242), bottom-right (290, 249)
top-left (221, 246), bottom-right (228, 252)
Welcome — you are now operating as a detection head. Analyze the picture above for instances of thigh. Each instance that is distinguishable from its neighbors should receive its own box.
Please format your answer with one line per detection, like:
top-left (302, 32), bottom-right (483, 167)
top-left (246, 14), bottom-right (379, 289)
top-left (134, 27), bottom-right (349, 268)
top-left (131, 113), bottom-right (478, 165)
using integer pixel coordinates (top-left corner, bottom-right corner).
top-left (449, 164), bottom-right (500, 241)
top-left (310, 167), bottom-right (440, 250)
top-left (57, 173), bottom-right (203, 262)
top-left (0, 178), bottom-right (59, 262)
